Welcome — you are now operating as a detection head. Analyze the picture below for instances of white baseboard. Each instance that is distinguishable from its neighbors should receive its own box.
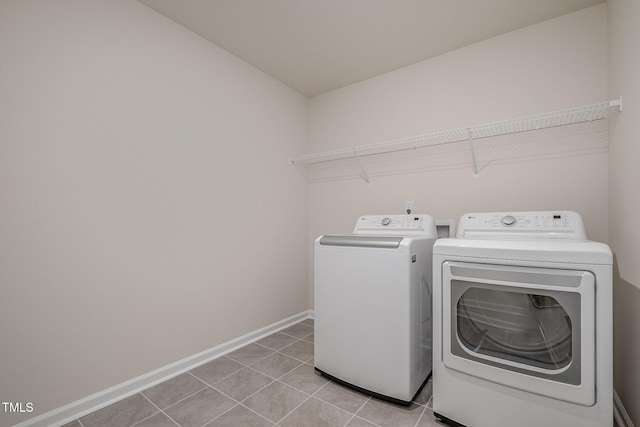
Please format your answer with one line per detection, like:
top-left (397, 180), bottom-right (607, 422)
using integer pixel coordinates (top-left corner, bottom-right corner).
top-left (614, 388), bottom-right (635, 427)
top-left (15, 310), bottom-right (313, 427)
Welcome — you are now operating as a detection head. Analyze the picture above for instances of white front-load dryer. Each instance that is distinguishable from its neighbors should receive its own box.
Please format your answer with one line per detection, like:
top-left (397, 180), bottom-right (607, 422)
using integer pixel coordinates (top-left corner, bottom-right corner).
top-left (314, 214), bottom-right (437, 404)
top-left (432, 211), bottom-right (613, 427)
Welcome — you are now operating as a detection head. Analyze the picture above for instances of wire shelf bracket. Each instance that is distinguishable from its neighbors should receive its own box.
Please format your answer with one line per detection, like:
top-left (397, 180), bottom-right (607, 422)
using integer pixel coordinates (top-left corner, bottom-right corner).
top-left (467, 128), bottom-right (479, 177)
top-left (289, 97), bottom-right (623, 182)
top-left (353, 149), bottom-right (371, 184)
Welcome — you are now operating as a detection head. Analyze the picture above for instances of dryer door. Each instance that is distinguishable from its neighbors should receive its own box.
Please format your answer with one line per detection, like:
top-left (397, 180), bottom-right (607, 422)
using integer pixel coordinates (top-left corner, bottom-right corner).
top-left (441, 261), bottom-right (595, 406)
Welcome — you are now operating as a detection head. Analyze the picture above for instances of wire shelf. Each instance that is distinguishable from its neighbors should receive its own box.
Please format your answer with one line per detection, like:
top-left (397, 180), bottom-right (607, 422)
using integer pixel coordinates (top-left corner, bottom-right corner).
top-left (289, 98), bottom-right (622, 182)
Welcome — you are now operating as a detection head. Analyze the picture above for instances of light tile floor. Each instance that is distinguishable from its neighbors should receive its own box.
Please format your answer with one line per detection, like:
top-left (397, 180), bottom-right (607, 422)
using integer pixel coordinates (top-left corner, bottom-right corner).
top-left (63, 319), bottom-right (443, 427)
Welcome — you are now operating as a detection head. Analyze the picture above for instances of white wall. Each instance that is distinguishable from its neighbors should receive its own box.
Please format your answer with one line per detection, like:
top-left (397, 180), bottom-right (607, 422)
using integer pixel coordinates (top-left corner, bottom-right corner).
top-left (0, 1), bottom-right (308, 425)
top-left (308, 5), bottom-right (608, 307)
top-left (608, 0), bottom-right (640, 423)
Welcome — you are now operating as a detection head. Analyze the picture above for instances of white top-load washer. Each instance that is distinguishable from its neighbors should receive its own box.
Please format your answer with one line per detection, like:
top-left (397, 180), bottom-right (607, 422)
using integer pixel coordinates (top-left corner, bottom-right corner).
top-left (433, 211), bottom-right (612, 427)
top-left (314, 214), bottom-right (437, 404)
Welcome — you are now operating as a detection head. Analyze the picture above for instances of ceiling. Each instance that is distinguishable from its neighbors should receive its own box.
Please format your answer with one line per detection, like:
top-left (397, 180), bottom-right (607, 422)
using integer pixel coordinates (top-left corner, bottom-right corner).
top-left (138, 0), bottom-right (603, 97)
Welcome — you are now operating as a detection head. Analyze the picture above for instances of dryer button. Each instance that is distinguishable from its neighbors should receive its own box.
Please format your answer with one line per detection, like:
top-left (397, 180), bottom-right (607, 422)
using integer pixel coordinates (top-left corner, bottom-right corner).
top-left (381, 217), bottom-right (391, 226)
top-left (501, 215), bottom-right (517, 226)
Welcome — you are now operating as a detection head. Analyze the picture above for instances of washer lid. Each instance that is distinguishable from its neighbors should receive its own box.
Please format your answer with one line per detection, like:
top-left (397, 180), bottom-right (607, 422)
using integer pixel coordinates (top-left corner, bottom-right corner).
top-left (433, 238), bottom-right (612, 265)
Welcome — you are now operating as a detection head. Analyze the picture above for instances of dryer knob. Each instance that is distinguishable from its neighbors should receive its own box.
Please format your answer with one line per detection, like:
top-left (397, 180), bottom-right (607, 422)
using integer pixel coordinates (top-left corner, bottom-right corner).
top-left (501, 215), bottom-right (517, 227)
top-left (382, 217), bottom-right (391, 226)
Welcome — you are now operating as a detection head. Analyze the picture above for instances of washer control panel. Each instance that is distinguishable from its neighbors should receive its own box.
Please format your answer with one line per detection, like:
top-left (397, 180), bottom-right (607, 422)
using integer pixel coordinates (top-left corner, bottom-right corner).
top-left (501, 215), bottom-right (517, 226)
top-left (456, 211), bottom-right (586, 240)
top-left (353, 214), bottom-right (437, 237)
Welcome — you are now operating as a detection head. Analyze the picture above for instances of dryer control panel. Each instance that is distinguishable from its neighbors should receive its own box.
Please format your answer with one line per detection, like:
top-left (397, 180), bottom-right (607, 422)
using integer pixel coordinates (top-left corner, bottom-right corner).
top-left (353, 214), bottom-right (437, 237)
top-left (456, 211), bottom-right (587, 240)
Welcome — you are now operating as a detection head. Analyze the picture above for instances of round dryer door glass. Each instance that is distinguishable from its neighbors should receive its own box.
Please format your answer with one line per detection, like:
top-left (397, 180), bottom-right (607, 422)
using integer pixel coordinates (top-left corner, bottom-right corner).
top-left (456, 287), bottom-right (572, 371)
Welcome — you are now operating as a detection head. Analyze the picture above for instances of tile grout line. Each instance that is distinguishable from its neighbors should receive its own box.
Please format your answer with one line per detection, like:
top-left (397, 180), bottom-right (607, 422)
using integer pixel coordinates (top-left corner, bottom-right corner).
top-left (273, 349), bottom-right (313, 365)
top-left (277, 328), bottom-right (314, 341)
top-left (150, 378), bottom-right (210, 412)
top-left (311, 381), bottom-right (366, 427)
top-left (253, 335), bottom-right (393, 426)
top-left (187, 360), bottom-right (245, 386)
top-left (209, 354), bottom-right (314, 426)
top-left (346, 395), bottom-right (385, 427)
top-left (348, 415), bottom-right (384, 427)
top-left (197, 323), bottom-right (315, 426)
top-left (279, 324), bottom-right (431, 425)
top-left (171, 331), bottom-right (313, 402)
top-left (212, 374), bottom-right (276, 405)
top-left (183, 322), bottom-right (427, 426)
top-left (134, 393), bottom-right (181, 427)
top-left (167, 331), bottom-right (310, 425)
top-left (412, 403), bottom-right (428, 427)
top-left (304, 380), bottom-right (375, 427)
top-left (274, 394), bottom-right (314, 426)
top-left (307, 381), bottom-right (383, 427)
top-left (254, 341), bottom-right (313, 365)
top-left (280, 332), bottom-right (313, 340)
top-left (197, 354), bottom-right (305, 416)
top-left (226, 348), bottom-right (277, 367)
top-left (200, 392), bottom-right (275, 427)
top-left (342, 396), bottom-right (368, 427)
top-left (190, 342), bottom-right (426, 427)
top-left (202, 378), bottom-right (279, 427)
top-left (198, 360), bottom-right (304, 426)
top-left (253, 334), bottom-right (314, 359)
top-left (271, 378), bottom-right (330, 427)
top-left (174, 355), bottom-right (423, 427)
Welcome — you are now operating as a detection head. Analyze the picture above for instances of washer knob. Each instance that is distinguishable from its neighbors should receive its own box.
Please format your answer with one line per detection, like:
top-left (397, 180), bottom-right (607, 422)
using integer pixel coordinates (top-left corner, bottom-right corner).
top-left (501, 215), bottom-right (517, 226)
top-left (381, 217), bottom-right (391, 226)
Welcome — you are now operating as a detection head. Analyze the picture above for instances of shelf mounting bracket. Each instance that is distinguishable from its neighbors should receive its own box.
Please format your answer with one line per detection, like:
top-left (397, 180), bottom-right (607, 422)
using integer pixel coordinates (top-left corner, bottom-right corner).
top-left (610, 96), bottom-right (623, 112)
top-left (467, 128), bottom-right (479, 176)
top-left (353, 149), bottom-right (371, 184)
